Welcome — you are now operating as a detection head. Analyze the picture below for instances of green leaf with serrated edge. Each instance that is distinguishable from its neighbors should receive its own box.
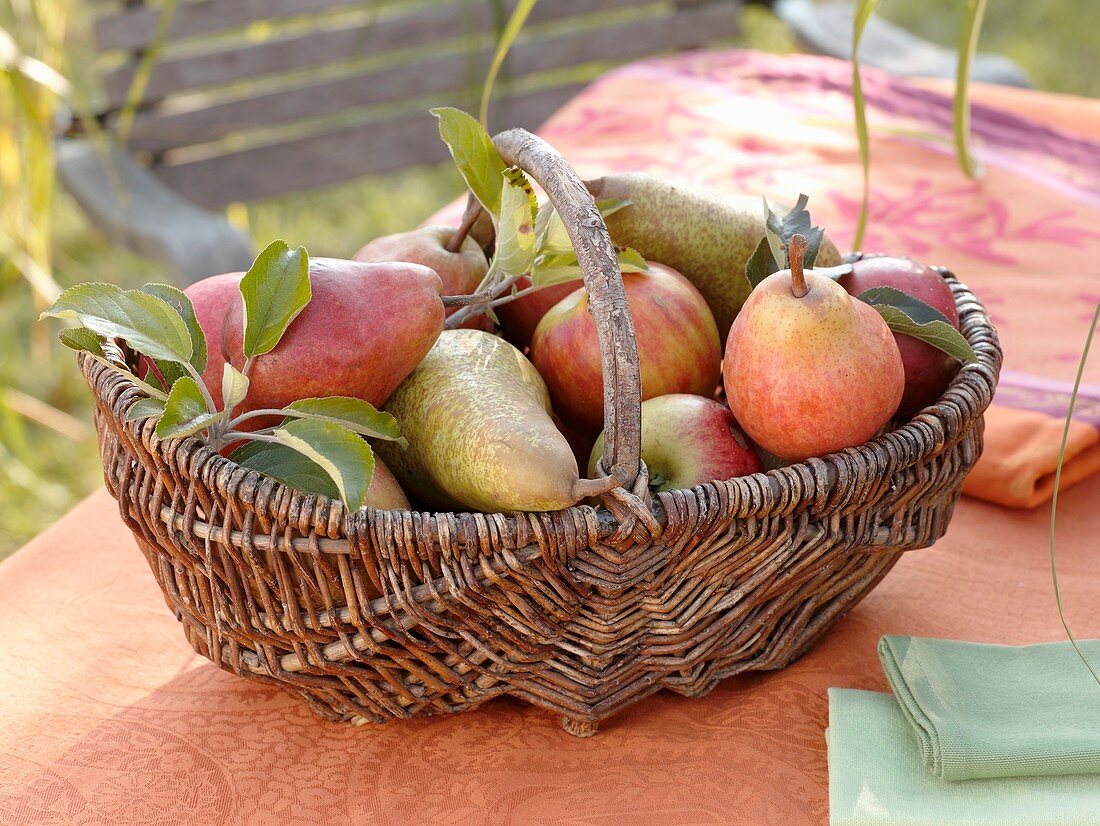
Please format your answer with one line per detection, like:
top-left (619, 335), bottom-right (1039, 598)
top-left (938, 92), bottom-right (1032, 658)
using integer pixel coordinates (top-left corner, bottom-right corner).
top-left (239, 240), bottom-right (311, 358)
top-left (745, 235), bottom-right (780, 291)
top-left (616, 247), bottom-right (649, 273)
top-left (491, 167), bottom-right (538, 279)
top-left (229, 440), bottom-right (341, 501)
top-left (530, 254), bottom-right (583, 289)
top-left (139, 283), bottom-right (207, 373)
top-left (870, 305), bottom-right (977, 364)
top-left (431, 107), bottom-right (507, 216)
top-left (764, 195), bottom-right (825, 268)
top-left (58, 327), bottom-right (105, 357)
top-left (42, 282), bottom-right (191, 365)
top-left (285, 397), bottom-right (403, 442)
top-left (87, 353), bottom-right (168, 401)
top-left (530, 247), bottom-right (648, 290)
top-left (125, 398), bottom-right (165, 422)
top-left (156, 376), bottom-right (225, 438)
top-left (763, 197), bottom-right (786, 267)
top-left (221, 363), bottom-right (249, 413)
top-left (536, 199), bottom-right (633, 257)
top-left (858, 286), bottom-right (952, 325)
top-left (271, 418), bottom-right (375, 511)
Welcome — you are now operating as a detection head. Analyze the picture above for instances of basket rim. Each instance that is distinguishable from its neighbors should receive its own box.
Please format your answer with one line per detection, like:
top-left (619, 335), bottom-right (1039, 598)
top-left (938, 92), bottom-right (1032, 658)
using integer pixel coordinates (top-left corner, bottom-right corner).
top-left (81, 269), bottom-right (1001, 555)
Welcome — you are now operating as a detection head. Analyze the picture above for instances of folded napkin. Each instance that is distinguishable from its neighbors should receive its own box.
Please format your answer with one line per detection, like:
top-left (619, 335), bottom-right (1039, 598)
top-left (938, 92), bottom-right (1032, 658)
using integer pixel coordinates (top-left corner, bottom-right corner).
top-left (878, 636), bottom-right (1100, 781)
top-left (963, 371), bottom-right (1100, 509)
top-left (828, 689), bottom-right (1100, 826)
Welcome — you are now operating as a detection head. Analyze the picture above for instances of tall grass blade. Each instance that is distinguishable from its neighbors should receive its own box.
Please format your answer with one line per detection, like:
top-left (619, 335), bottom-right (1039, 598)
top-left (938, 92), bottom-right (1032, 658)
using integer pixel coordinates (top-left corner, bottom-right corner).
top-left (850, 0), bottom-right (880, 250)
top-left (479, 0), bottom-right (538, 129)
top-left (954, 0), bottom-right (988, 179)
top-left (116, 0), bottom-right (178, 142)
top-left (1050, 300), bottom-right (1100, 686)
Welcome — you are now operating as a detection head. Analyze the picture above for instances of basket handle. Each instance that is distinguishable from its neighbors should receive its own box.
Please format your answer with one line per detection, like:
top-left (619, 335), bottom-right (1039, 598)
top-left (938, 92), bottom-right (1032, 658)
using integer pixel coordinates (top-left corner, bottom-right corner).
top-left (493, 129), bottom-right (643, 493)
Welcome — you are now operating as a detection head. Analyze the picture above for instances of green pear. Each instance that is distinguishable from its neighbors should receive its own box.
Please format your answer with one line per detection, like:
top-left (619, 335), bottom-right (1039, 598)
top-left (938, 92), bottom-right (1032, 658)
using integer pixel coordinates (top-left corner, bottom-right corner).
top-left (377, 329), bottom-right (592, 513)
top-left (586, 172), bottom-right (843, 337)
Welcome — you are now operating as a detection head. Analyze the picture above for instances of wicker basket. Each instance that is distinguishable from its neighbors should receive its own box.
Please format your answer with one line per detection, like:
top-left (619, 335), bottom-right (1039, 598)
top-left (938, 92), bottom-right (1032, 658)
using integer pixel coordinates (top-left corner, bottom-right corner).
top-left (81, 130), bottom-right (1001, 736)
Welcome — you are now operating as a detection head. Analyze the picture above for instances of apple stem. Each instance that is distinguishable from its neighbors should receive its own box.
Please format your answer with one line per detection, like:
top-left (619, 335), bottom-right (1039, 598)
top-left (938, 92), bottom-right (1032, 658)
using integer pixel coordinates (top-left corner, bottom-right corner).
top-left (445, 195), bottom-right (483, 253)
top-left (789, 233), bottom-right (808, 298)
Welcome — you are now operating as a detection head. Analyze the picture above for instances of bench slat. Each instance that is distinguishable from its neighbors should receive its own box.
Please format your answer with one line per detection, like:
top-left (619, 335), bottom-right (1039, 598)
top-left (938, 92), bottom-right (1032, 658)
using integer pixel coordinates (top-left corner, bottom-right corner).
top-left (102, 0), bottom-right (654, 109)
top-left (124, 4), bottom-right (739, 154)
top-left (153, 84), bottom-right (586, 208)
top-left (96, 0), bottom-right (368, 53)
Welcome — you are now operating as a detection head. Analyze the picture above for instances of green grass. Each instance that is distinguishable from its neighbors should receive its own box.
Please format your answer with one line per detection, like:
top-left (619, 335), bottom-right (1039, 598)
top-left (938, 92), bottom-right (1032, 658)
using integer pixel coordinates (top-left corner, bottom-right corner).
top-left (0, 1), bottom-right (1096, 560)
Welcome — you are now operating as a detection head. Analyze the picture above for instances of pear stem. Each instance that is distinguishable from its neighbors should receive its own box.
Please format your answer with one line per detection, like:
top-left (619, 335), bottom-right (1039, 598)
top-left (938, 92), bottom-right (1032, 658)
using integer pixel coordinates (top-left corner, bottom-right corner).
top-left (789, 233), bottom-right (808, 298)
top-left (445, 195), bottom-right (482, 253)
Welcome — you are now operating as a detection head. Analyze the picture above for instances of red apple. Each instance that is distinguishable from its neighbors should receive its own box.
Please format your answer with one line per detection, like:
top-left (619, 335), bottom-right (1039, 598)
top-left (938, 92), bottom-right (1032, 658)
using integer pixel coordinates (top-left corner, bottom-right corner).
top-left (531, 262), bottom-right (722, 433)
top-left (498, 276), bottom-right (581, 350)
top-left (839, 255), bottom-right (961, 420)
top-left (587, 394), bottom-right (761, 490)
top-left (354, 225), bottom-right (492, 331)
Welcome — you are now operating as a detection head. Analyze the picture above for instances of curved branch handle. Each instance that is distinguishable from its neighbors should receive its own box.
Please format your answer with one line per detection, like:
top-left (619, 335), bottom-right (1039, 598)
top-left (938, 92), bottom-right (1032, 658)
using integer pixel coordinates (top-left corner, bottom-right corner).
top-left (492, 129), bottom-right (642, 491)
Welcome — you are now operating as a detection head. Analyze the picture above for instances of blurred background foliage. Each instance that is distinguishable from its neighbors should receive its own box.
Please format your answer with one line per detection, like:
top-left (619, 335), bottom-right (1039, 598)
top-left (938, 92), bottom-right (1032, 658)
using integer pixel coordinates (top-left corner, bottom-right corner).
top-left (0, 0), bottom-right (1096, 559)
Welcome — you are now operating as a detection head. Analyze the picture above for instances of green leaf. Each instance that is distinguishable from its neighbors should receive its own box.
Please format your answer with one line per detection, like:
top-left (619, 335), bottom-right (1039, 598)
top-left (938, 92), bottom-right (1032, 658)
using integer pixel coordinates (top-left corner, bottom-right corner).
top-left (851, 0), bottom-right (881, 249)
top-left (140, 283), bottom-right (207, 373)
top-left (858, 286), bottom-right (952, 325)
top-left (125, 398), bottom-right (166, 422)
top-left (764, 195), bottom-right (825, 268)
top-left (616, 247), bottom-right (649, 274)
top-left (271, 418), bottom-right (375, 511)
top-left (491, 167), bottom-right (538, 279)
top-left (156, 376), bottom-right (224, 439)
top-left (221, 363), bottom-right (249, 413)
top-left (229, 440), bottom-right (341, 501)
top-left (58, 327), bottom-right (105, 357)
top-left (1049, 300), bottom-right (1100, 687)
top-left (866, 304), bottom-right (977, 364)
top-left (285, 397), bottom-right (404, 442)
top-left (41, 282), bottom-right (192, 365)
top-left (535, 199), bottom-right (633, 257)
top-left (745, 236), bottom-right (781, 291)
top-left (534, 205), bottom-right (573, 257)
top-left (87, 353), bottom-right (169, 401)
top-left (431, 107), bottom-right (507, 216)
top-left (239, 240), bottom-right (311, 358)
top-left (479, 0), bottom-right (538, 127)
top-left (530, 247), bottom-right (648, 290)
top-left (954, 0), bottom-right (988, 180)
top-left (529, 253), bottom-right (584, 289)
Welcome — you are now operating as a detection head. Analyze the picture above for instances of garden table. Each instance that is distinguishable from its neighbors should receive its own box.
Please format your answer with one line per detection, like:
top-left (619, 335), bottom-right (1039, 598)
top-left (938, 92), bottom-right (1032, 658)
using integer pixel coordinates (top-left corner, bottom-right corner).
top-left (3, 52), bottom-right (1099, 825)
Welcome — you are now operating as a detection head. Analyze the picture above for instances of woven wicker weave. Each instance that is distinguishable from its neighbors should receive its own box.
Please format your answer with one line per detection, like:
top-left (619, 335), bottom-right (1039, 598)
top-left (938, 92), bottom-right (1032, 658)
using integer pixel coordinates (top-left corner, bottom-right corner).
top-left (81, 130), bottom-right (1001, 735)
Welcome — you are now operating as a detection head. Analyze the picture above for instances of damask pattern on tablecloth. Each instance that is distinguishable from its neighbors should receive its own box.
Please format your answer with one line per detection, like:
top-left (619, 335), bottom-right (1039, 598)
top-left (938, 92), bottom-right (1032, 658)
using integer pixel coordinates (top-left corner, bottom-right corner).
top-left (5, 50), bottom-right (1100, 826)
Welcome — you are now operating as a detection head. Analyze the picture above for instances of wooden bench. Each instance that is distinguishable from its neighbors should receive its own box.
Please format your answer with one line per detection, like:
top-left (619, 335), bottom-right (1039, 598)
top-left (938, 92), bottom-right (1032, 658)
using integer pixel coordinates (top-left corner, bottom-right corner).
top-left (62, 0), bottom-right (1027, 282)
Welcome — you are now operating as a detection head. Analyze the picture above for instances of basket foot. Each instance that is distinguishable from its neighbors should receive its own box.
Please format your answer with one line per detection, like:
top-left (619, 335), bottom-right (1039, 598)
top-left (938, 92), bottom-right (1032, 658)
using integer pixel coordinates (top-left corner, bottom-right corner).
top-left (561, 716), bottom-right (599, 737)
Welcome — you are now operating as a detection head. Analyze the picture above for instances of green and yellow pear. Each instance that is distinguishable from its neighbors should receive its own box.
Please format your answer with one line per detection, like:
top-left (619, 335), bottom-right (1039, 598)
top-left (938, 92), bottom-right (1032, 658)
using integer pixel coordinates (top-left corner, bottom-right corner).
top-left (586, 172), bottom-right (842, 337)
top-left (377, 329), bottom-right (604, 513)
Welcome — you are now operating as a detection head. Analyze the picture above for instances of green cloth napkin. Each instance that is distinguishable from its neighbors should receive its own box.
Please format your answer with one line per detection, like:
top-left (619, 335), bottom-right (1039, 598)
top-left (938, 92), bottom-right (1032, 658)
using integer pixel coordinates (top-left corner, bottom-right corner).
top-left (828, 689), bottom-right (1100, 826)
top-left (879, 636), bottom-right (1100, 781)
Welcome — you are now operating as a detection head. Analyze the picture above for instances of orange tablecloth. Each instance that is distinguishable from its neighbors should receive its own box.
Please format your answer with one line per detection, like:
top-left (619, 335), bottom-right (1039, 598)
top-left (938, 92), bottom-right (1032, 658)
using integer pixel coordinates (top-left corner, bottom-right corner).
top-left (3, 51), bottom-right (1100, 824)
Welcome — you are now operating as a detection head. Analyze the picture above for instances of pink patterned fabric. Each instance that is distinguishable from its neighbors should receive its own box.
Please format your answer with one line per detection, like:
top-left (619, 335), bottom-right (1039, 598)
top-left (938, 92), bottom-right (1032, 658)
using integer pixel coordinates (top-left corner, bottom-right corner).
top-left (4, 51), bottom-right (1100, 825)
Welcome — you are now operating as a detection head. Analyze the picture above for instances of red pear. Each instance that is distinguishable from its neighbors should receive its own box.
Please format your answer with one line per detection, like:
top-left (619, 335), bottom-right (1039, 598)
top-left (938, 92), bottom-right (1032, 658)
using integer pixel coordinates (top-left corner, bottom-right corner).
top-left (724, 237), bottom-right (904, 461)
top-left (839, 255), bottom-right (961, 420)
top-left (531, 262), bottom-right (721, 433)
top-left (187, 258), bottom-right (444, 412)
